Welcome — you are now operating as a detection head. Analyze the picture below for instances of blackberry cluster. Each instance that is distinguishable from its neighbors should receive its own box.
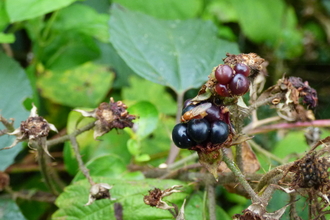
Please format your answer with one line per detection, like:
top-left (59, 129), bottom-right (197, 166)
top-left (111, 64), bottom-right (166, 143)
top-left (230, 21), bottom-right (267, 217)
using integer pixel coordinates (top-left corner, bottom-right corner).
top-left (296, 153), bottom-right (329, 189)
top-left (172, 100), bottom-right (229, 149)
top-left (214, 63), bottom-right (250, 97)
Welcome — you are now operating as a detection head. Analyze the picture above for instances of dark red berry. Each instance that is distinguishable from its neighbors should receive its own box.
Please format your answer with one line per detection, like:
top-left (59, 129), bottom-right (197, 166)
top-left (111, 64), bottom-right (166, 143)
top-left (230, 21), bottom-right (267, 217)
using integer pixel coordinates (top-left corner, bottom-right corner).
top-left (210, 121), bottom-right (229, 144)
top-left (172, 123), bottom-right (196, 149)
top-left (215, 83), bottom-right (230, 97)
top-left (215, 65), bottom-right (233, 85)
top-left (204, 104), bottom-right (222, 122)
top-left (229, 74), bottom-right (250, 96)
top-left (234, 63), bottom-right (250, 77)
top-left (187, 119), bottom-right (210, 143)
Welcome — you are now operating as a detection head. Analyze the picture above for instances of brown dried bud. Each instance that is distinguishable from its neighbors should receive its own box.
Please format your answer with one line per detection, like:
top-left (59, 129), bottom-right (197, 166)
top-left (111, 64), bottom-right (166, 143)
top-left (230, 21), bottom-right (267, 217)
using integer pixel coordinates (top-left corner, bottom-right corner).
top-left (143, 188), bottom-right (162, 207)
top-left (75, 97), bottom-right (137, 139)
top-left (143, 185), bottom-right (182, 210)
top-left (20, 116), bottom-right (50, 140)
top-left (85, 183), bottom-right (114, 206)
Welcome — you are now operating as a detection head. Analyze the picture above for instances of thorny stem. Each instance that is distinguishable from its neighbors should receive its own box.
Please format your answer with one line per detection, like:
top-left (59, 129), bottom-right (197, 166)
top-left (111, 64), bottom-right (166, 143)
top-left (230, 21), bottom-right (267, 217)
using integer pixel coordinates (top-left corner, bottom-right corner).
top-left (35, 142), bottom-right (64, 195)
top-left (166, 92), bottom-right (184, 165)
top-left (247, 119), bottom-right (330, 135)
top-left (47, 121), bottom-right (95, 148)
top-left (69, 135), bottom-right (94, 186)
top-left (207, 184), bottom-right (217, 220)
top-left (221, 148), bottom-right (261, 203)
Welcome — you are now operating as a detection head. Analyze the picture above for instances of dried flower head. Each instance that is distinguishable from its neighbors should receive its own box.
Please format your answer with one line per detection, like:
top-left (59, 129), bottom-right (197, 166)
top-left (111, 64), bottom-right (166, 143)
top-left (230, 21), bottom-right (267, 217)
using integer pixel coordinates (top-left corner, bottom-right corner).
top-left (1, 104), bottom-right (58, 157)
top-left (233, 202), bottom-right (291, 220)
top-left (75, 97), bottom-right (137, 139)
top-left (85, 183), bottom-right (114, 206)
top-left (143, 185), bottom-right (182, 210)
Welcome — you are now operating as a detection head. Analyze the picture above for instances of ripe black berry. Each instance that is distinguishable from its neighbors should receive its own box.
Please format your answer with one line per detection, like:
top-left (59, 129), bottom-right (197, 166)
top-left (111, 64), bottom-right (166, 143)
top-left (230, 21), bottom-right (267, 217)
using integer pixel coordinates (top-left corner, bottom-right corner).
top-left (187, 118), bottom-right (210, 143)
top-left (172, 123), bottom-right (196, 149)
top-left (234, 63), bottom-right (250, 77)
top-left (215, 65), bottom-right (233, 85)
top-left (215, 83), bottom-right (230, 97)
top-left (209, 121), bottom-right (229, 144)
top-left (229, 74), bottom-right (250, 96)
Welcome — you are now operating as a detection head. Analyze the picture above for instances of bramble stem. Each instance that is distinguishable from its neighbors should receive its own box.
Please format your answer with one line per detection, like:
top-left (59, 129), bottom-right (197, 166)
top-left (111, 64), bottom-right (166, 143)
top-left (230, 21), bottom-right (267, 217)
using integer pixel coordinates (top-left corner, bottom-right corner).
top-left (35, 141), bottom-right (64, 195)
top-left (47, 121), bottom-right (95, 147)
top-left (221, 148), bottom-right (261, 203)
top-left (69, 135), bottom-right (94, 186)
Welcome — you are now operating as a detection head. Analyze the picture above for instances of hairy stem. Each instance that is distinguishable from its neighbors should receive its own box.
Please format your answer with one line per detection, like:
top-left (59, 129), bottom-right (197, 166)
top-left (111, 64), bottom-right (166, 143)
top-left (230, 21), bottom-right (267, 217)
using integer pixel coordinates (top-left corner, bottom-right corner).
top-left (166, 92), bottom-right (184, 165)
top-left (69, 135), bottom-right (94, 186)
top-left (35, 141), bottom-right (64, 195)
top-left (47, 121), bottom-right (95, 148)
top-left (222, 148), bottom-right (261, 203)
top-left (0, 115), bottom-right (15, 132)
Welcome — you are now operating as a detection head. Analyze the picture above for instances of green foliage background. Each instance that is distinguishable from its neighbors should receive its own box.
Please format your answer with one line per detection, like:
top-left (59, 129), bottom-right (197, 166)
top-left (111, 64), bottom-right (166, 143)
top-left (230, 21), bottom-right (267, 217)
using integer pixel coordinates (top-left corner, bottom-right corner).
top-left (0, 0), bottom-right (330, 219)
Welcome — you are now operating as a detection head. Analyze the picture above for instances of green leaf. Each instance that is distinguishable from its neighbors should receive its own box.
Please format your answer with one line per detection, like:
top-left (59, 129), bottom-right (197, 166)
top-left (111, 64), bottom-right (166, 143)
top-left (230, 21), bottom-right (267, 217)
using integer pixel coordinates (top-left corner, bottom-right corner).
top-left (109, 4), bottom-right (239, 94)
top-left (53, 178), bottom-right (192, 220)
top-left (272, 131), bottom-right (308, 162)
top-left (53, 4), bottom-right (109, 43)
top-left (0, 52), bottom-right (32, 171)
top-left (127, 101), bottom-right (159, 139)
top-left (0, 1), bottom-right (9, 31)
top-left (0, 32), bottom-right (15, 43)
top-left (40, 32), bottom-right (100, 71)
top-left (231, 0), bottom-right (286, 43)
top-left (0, 197), bottom-right (27, 220)
top-left (73, 154), bottom-right (127, 182)
top-left (5, 0), bottom-right (79, 22)
top-left (122, 76), bottom-right (177, 115)
top-left (95, 42), bottom-right (134, 88)
top-left (37, 62), bottom-right (114, 108)
top-left (112, 0), bottom-right (202, 20)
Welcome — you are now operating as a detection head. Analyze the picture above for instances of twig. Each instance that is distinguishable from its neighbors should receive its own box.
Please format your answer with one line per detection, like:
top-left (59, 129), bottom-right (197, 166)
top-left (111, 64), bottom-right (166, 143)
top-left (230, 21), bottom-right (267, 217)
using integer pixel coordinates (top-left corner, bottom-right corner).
top-left (242, 116), bottom-right (282, 134)
top-left (244, 93), bottom-right (283, 117)
top-left (207, 184), bottom-right (217, 220)
top-left (5, 187), bottom-right (56, 203)
top-left (69, 135), bottom-right (94, 186)
top-left (247, 119), bottom-right (330, 135)
top-left (47, 121), bottom-right (95, 147)
top-left (166, 92), bottom-right (184, 165)
top-left (221, 148), bottom-right (261, 203)
top-left (35, 141), bottom-right (64, 195)
top-left (159, 163), bottom-right (201, 179)
top-left (167, 152), bottom-right (198, 170)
